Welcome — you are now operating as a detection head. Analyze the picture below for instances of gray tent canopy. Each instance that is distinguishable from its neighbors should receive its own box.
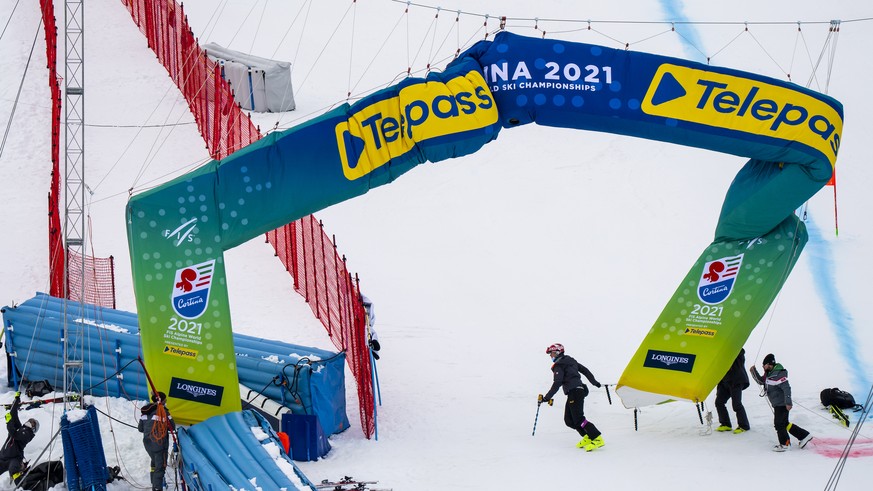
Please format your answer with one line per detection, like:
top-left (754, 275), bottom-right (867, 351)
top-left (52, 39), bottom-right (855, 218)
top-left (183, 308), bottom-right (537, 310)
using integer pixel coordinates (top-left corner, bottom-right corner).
top-left (203, 42), bottom-right (296, 113)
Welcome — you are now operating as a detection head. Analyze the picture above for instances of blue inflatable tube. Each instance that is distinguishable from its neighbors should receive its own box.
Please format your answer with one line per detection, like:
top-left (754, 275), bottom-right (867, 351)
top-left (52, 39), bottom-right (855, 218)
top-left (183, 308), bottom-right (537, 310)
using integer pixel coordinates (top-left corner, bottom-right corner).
top-left (2, 293), bottom-right (349, 435)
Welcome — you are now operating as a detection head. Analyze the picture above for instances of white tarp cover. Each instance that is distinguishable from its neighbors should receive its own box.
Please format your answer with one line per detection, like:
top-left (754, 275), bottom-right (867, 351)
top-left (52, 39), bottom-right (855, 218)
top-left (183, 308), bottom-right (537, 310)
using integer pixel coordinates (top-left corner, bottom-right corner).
top-left (203, 42), bottom-right (295, 112)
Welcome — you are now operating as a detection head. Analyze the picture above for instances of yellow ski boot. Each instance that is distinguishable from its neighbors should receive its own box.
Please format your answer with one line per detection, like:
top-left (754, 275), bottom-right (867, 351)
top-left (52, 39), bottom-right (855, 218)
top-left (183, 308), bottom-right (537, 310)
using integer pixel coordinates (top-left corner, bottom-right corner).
top-left (584, 435), bottom-right (605, 452)
top-left (576, 435), bottom-right (591, 448)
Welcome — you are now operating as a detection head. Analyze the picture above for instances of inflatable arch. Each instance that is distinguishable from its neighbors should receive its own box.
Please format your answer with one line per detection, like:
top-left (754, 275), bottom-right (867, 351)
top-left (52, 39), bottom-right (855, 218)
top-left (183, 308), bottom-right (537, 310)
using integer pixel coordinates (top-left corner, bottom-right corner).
top-left (127, 31), bottom-right (842, 423)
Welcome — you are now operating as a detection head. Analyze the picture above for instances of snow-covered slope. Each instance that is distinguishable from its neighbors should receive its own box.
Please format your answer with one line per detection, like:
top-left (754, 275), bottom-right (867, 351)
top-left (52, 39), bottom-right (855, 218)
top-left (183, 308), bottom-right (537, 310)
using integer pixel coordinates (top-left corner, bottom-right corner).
top-left (1, 1), bottom-right (871, 490)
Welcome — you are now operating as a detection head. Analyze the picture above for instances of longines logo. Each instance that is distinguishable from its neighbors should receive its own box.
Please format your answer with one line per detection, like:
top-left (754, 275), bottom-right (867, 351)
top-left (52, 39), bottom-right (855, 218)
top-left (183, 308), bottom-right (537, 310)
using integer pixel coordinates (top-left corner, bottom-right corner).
top-left (169, 377), bottom-right (223, 407)
top-left (643, 349), bottom-right (696, 373)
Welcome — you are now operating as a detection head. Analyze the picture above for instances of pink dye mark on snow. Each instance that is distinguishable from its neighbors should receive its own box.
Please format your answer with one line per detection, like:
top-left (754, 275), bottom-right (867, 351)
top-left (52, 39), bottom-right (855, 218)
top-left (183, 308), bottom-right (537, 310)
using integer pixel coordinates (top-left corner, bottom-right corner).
top-left (809, 437), bottom-right (873, 458)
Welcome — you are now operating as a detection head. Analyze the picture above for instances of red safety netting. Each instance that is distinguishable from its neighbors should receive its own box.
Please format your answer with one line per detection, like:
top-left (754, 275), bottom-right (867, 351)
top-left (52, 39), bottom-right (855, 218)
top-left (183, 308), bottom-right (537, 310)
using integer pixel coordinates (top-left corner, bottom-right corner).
top-left (40, 0), bottom-right (64, 299)
top-left (121, 0), bottom-right (260, 159)
top-left (267, 218), bottom-right (375, 438)
top-left (119, 0), bottom-right (375, 438)
top-left (66, 252), bottom-right (117, 309)
top-left (40, 1), bottom-right (117, 308)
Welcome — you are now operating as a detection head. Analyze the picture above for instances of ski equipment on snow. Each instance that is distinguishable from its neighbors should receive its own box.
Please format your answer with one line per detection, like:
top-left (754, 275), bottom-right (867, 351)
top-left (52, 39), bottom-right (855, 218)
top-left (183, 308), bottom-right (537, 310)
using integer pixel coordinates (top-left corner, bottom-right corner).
top-left (820, 388), bottom-right (863, 411)
top-left (828, 404), bottom-right (850, 427)
top-left (316, 477), bottom-right (389, 490)
top-left (1, 393), bottom-right (80, 410)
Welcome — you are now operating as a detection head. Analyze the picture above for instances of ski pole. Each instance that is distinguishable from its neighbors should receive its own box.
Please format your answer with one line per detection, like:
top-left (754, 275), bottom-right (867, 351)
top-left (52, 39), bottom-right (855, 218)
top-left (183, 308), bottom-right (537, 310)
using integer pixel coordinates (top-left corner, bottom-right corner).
top-left (532, 394), bottom-right (553, 436)
top-left (604, 384), bottom-right (612, 405)
top-left (532, 401), bottom-right (542, 436)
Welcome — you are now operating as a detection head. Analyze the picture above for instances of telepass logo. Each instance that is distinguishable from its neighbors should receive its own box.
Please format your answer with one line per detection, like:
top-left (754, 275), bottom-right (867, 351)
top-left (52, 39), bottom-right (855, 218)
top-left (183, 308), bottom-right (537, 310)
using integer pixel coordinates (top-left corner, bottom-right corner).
top-left (171, 259), bottom-right (215, 319)
top-left (335, 68), bottom-right (497, 181)
top-left (697, 254), bottom-right (744, 305)
top-left (641, 64), bottom-right (842, 166)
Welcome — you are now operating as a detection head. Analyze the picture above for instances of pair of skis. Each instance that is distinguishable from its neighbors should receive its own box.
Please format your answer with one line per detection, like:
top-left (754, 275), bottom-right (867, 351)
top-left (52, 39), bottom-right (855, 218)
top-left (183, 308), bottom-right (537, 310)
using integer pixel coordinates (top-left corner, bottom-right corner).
top-left (1, 393), bottom-right (80, 410)
top-left (316, 477), bottom-right (391, 491)
top-left (827, 404), bottom-right (850, 427)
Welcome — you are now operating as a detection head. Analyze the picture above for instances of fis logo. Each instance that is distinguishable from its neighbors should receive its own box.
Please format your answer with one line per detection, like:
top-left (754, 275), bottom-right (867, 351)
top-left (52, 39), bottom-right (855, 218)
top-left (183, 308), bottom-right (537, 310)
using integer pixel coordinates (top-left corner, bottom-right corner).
top-left (642, 64), bottom-right (842, 165)
top-left (163, 218), bottom-right (198, 247)
top-left (697, 254), bottom-right (743, 305)
top-left (171, 259), bottom-right (215, 319)
top-left (335, 69), bottom-right (497, 181)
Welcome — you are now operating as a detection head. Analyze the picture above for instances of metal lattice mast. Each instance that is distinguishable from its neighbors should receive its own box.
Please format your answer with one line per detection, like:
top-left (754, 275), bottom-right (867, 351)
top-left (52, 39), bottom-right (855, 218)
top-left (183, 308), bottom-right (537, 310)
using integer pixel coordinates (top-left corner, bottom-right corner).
top-left (63, 0), bottom-right (86, 408)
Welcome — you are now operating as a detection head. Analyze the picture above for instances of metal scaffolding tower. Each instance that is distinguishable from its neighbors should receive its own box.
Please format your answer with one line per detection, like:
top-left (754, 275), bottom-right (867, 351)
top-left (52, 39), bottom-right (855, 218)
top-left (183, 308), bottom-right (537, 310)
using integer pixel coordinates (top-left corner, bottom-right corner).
top-left (63, 0), bottom-right (86, 408)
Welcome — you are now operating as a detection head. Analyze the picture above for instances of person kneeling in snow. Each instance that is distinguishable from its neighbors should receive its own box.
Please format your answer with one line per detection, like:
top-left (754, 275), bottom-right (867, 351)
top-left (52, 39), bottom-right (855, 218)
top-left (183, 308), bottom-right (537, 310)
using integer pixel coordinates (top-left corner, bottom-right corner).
top-left (540, 343), bottom-right (605, 452)
top-left (0, 391), bottom-right (39, 481)
top-left (139, 391), bottom-right (175, 491)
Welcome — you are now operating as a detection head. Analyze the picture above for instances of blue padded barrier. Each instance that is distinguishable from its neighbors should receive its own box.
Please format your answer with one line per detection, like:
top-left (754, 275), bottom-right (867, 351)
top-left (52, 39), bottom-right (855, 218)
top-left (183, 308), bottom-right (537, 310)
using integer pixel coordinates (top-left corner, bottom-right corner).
top-left (2, 293), bottom-right (349, 435)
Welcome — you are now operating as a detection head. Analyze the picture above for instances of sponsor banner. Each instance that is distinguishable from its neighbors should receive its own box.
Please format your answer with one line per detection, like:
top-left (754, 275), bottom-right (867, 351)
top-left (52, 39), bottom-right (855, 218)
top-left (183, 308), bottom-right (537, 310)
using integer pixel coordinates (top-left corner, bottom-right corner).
top-left (616, 216), bottom-right (808, 406)
top-left (127, 171), bottom-right (241, 425)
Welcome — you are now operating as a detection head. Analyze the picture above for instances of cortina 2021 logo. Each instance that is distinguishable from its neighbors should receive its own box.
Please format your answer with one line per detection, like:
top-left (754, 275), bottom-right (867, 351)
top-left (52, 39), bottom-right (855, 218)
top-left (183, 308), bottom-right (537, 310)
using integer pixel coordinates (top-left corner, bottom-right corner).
top-left (171, 259), bottom-right (215, 319)
top-left (641, 64), bottom-right (842, 165)
top-left (697, 254), bottom-right (743, 305)
top-left (335, 69), bottom-right (497, 181)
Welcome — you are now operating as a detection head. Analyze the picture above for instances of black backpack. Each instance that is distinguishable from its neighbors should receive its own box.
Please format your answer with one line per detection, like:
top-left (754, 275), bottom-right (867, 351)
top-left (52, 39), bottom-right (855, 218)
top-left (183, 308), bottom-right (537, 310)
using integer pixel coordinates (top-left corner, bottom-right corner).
top-left (24, 379), bottom-right (54, 398)
top-left (820, 387), bottom-right (863, 411)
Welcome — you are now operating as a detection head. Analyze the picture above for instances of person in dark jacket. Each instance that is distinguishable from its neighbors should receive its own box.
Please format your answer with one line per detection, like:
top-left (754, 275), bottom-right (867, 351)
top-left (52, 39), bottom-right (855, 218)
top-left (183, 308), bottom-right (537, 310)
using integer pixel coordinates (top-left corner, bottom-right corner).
top-left (540, 343), bottom-right (605, 451)
top-left (138, 391), bottom-right (175, 491)
top-left (0, 391), bottom-right (39, 480)
top-left (715, 348), bottom-right (751, 433)
top-left (750, 353), bottom-right (813, 452)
